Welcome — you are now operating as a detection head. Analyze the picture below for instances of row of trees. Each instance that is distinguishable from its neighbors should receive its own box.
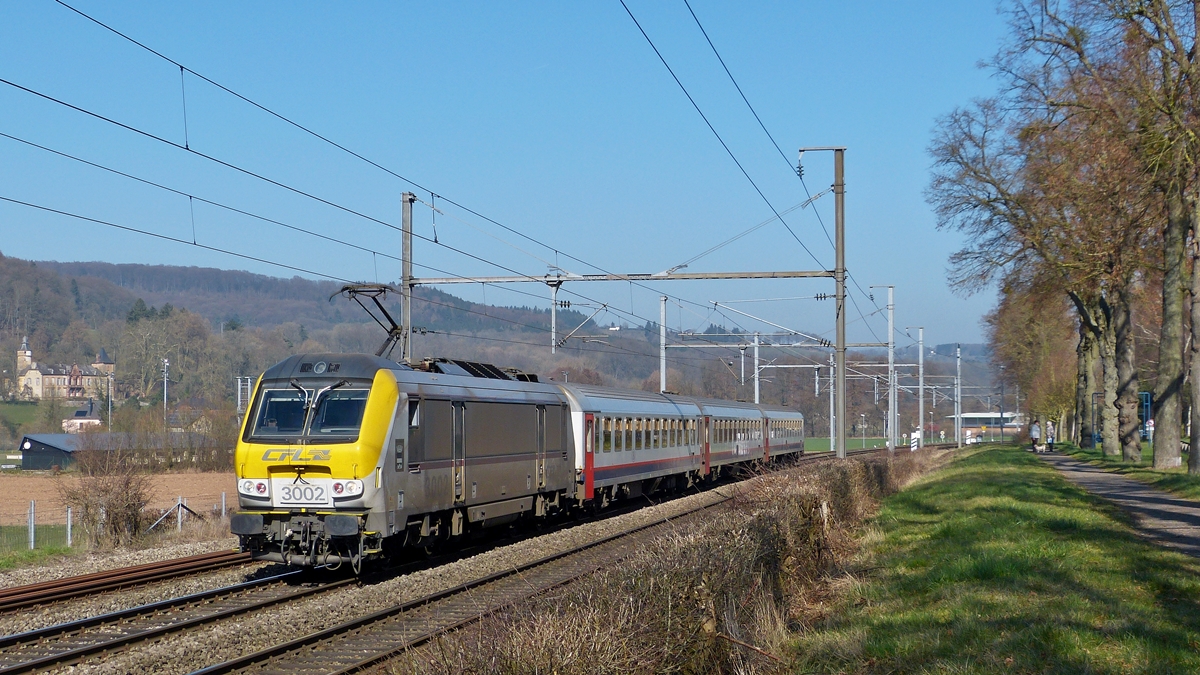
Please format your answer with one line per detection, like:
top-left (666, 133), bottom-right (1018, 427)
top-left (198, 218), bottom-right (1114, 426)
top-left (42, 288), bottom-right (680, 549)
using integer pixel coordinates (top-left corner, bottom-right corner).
top-left (930, 0), bottom-right (1198, 469)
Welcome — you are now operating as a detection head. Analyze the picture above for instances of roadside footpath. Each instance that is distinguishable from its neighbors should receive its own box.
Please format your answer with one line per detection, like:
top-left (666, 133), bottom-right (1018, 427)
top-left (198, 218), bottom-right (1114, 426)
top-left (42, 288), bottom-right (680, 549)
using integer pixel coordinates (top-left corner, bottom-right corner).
top-left (791, 445), bottom-right (1200, 674)
top-left (1039, 452), bottom-right (1200, 558)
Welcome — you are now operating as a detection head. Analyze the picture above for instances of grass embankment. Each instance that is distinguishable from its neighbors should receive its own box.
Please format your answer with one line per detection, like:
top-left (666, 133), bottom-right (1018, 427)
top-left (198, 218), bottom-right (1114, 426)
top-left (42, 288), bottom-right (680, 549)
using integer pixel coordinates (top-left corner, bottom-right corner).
top-left (793, 445), bottom-right (1200, 674)
top-left (805, 437), bottom-right (890, 452)
top-left (389, 452), bottom-right (939, 675)
top-left (1061, 443), bottom-right (1200, 501)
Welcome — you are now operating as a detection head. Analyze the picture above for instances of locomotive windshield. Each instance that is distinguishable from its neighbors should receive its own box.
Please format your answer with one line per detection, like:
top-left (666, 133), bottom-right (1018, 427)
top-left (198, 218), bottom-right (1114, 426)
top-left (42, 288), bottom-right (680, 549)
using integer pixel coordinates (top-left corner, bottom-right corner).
top-left (247, 386), bottom-right (370, 443)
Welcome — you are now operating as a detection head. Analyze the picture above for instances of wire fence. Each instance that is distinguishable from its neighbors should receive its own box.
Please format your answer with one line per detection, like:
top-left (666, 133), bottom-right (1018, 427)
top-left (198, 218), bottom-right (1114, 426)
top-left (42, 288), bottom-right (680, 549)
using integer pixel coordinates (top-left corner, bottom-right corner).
top-left (0, 491), bottom-right (231, 553)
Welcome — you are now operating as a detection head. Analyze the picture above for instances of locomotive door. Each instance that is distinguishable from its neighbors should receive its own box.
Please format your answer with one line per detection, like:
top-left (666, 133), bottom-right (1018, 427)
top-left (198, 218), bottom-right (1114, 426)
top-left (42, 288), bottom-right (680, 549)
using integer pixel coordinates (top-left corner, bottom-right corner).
top-left (535, 406), bottom-right (547, 489)
top-left (452, 401), bottom-right (465, 502)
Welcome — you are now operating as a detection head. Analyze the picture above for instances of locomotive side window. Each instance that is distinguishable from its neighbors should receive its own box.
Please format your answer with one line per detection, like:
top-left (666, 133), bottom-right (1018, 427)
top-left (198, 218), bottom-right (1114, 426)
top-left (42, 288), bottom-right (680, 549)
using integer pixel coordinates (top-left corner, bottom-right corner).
top-left (408, 400), bottom-right (424, 464)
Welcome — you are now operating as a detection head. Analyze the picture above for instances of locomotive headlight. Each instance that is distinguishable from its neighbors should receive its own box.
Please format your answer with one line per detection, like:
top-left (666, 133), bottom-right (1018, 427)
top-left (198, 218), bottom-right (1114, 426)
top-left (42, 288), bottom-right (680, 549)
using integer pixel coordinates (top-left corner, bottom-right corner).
top-left (239, 479), bottom-right (270, 497)
top-left (332, 480), bottom-right (363, 497)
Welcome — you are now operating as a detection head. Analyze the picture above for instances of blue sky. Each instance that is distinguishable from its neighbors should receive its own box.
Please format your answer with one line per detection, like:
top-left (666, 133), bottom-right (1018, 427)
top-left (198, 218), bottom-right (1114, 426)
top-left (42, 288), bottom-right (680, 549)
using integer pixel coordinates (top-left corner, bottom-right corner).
top-left (0, 1), bottom-right (1008, 347)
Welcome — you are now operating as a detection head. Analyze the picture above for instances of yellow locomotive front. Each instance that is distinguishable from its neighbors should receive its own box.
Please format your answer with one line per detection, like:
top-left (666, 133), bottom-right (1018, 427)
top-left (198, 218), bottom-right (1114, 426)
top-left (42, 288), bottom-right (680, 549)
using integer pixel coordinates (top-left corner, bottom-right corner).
top-left (231, 354), bottom-right (402, 571)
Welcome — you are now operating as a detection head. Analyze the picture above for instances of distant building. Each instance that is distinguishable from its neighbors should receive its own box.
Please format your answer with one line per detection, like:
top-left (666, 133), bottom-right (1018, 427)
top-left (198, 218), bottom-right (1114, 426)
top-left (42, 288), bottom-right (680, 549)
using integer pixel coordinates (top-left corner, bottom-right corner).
top-left (62, 400), bottom-right (103, 433)
top-left (946, 412), bottom-right (1025, 442)
top-left (17, 432), bottom-right (225, 471)
top-left (16, 337), bottom-right (115, 401)
top-left (17, 434), bottom-right (78, 470)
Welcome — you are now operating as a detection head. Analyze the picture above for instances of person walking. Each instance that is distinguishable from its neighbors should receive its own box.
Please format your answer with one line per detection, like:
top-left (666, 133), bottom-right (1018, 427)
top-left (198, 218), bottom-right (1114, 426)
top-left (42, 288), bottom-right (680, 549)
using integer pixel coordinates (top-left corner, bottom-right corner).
top-left (1030, 420), bottom-right (1041, 452)
top-left (1046, 420), bottom-right (1056, 452)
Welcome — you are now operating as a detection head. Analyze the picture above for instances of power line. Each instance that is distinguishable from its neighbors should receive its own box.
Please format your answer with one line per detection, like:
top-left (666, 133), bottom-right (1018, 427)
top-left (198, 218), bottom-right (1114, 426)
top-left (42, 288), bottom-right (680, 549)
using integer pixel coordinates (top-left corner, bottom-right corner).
top-left (674, 0), bottom-right (886, 336)
top-left (618, 0), bottom-right (825, 269)
top-left (49, 1), bottom-right (827, 346)
top-left (0, 195), bottom-right (355, 283)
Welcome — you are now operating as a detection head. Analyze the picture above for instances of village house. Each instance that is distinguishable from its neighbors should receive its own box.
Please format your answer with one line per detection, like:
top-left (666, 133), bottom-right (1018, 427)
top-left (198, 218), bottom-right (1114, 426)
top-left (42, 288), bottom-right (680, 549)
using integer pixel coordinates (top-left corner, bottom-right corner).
top-left (16, 336), bottom-right (115, 401)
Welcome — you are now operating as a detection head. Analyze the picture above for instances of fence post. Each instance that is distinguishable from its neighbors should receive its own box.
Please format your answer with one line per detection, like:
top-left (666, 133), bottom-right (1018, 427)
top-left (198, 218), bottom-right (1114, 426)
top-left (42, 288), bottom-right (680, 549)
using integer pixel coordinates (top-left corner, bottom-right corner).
top-left (176, 495), bottom-right (183, 532)
top-left (66, 507), bottom-right (72, 548)
top-left (221, 492), bottom-right (226, 519)
top-left (27, 500), bottom-right (34, 550)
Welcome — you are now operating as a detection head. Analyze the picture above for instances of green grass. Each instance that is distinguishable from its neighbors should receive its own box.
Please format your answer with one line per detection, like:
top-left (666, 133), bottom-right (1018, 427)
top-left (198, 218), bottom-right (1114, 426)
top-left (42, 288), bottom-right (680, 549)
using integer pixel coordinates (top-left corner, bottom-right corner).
top-left (1060, 443), bottom-right (1200, 501)
top-left (0, 524), bottom-right (76, 568)
top-left (804, 437), bottom-right (891, 452)
top-left (0, 401), bottom-right (39, 430)
top-left (791, 445), bottom-right (1200, 674)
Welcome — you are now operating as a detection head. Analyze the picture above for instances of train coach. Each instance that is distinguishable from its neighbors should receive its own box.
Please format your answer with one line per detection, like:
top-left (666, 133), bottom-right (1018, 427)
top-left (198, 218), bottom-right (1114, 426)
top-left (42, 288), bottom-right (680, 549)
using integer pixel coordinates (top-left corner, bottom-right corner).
top-left (230, 353), bottom-right (805, 571)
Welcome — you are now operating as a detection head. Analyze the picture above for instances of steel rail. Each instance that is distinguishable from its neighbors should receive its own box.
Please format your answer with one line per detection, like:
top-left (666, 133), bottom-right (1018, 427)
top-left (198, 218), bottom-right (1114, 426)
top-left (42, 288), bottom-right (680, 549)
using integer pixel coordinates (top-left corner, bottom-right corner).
top-left (189, 444), bottom-right (949, 674)
top-left (0, 572), bottom-right (354, 675)
top-left (0, 550), bottom-right (251, 612)
top-left (190, 495), bottom-right (734, 675)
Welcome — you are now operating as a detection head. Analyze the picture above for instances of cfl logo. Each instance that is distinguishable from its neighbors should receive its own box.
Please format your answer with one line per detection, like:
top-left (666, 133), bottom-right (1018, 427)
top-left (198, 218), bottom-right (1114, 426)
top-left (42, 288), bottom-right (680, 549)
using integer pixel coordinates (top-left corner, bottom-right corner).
top-left (261, 449), bottom-right (332, 462)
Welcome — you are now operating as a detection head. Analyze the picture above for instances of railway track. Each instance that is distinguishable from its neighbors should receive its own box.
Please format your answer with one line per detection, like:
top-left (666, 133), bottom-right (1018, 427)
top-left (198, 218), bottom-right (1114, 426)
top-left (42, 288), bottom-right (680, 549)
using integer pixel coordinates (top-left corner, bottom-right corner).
top-left (0, 445), bottom-right (939, 674)
top-left (0, 550), bottom-right (252, 613)
top-left (190, 495), bottom-right (733, 675)
top-left (0, 571), bottom-right (351, 674)
top-left (185, 446), bottom-right (943, 675)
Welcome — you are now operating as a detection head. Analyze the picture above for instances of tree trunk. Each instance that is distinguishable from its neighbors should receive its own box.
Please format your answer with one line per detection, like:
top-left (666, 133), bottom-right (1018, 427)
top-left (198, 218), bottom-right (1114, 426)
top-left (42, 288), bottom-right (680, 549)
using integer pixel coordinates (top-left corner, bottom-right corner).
top-left (1191, 210), bottom-right (1200, 473)
top-left (1076, 323), bottom-right (1099, 447)
top-left (1155, 188), bottom-right (1187, 469)
top-left (1099, 298), bottom-right (1120, 456)
top-left (1114, 282), bottom-right (1141, 462)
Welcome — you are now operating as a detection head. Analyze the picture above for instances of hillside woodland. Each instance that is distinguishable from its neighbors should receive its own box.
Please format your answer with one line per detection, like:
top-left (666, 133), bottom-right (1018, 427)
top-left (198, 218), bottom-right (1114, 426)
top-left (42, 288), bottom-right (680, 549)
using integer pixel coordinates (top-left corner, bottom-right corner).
top-left (0, 253), bottom-right (983, 449)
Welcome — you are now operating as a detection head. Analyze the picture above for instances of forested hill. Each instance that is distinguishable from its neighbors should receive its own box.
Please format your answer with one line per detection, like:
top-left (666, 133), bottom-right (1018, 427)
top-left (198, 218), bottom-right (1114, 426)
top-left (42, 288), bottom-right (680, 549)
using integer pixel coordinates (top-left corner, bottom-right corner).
top-left (35, 258), bottom-right (595, 333)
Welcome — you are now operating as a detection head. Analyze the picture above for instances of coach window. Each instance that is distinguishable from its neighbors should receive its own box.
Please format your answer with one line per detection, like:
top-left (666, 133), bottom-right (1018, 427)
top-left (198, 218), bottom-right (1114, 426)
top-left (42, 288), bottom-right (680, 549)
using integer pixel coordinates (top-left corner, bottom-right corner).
top-left (602, 418), bottom-right (612, 452)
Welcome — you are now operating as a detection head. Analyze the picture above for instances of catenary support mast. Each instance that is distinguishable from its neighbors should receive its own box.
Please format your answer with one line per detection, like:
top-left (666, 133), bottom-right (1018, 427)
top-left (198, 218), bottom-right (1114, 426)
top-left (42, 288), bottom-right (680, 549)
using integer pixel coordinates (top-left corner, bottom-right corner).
top-left (401, 192), bottom-right (415, 364)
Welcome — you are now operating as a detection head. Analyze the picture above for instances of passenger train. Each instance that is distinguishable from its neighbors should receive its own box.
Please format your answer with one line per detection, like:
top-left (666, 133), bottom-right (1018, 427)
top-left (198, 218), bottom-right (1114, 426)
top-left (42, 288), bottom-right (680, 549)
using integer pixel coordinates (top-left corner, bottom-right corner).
top-left (230, 353), bottom-right (805, 571)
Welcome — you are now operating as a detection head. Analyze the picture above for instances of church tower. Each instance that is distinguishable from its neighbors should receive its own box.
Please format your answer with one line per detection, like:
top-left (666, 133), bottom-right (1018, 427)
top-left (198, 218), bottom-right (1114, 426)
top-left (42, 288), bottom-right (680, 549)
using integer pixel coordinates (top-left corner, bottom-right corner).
top-left (16, 336), bottom-right (32, 372)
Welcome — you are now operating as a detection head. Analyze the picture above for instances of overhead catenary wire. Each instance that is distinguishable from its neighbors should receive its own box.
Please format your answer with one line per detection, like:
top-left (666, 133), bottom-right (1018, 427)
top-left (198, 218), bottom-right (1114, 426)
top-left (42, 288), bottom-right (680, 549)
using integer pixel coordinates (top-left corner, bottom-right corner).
top-left (0, 195), bottom-right (355, 283)
top-left (42, 1), bottom-right (870, 351)
top-left (617, 0), bottom-right (825, 270)
top-left (675, 0), bottom-right (887, 339)
top-left (48, 1), bottom-right (847, 348)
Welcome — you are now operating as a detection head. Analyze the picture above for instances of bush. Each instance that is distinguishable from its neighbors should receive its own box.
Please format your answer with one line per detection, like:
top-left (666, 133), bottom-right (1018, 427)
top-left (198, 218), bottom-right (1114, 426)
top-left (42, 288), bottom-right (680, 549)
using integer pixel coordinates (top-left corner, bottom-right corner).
top-left (392, 450), bottom-right (939, 675)
top-left (56, 430), bottom-right (152, 548)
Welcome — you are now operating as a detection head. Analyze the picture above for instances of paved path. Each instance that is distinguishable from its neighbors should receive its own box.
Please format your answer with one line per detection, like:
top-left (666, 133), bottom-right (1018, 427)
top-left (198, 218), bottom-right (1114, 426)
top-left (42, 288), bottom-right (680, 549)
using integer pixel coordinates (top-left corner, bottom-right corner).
top-left (1038, 452), bottom-right (1200, 558)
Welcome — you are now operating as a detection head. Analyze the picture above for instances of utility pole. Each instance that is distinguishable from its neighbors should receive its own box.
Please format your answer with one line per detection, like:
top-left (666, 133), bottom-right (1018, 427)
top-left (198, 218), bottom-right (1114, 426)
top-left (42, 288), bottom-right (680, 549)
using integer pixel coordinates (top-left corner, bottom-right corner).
top-left (740, 347), bottom-right (747, 387)
top-left (908, 326), bottom-right (924, 447)
top-left (107, 373), bottom-right (113, 431)
top-left (753, 333), bottom-right (761, 404)
top-left (162, 358), bottom-right (169, 430)
top-left (659, 295), bottom-right (667, 393)
top-left (956, 344), bottom-right (962, 448)
top-left (551, 283), bottom-right (560, 354)
top-left (834, 149), bottom-right (847, 459)
top-left (887, 287), bottom-right (895, 452)
top-left (999, 365), bottom-right (1006, 444)
top-left (828, 352), bottom-right (835, 453)
top-left (401, 192), bottom-right (415, 364)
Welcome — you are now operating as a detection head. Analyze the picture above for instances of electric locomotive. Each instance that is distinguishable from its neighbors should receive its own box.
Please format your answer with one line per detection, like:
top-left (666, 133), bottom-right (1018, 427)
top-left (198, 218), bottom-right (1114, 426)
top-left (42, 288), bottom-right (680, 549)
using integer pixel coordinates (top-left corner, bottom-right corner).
top-left (230, 352), bottom-right (805, 572)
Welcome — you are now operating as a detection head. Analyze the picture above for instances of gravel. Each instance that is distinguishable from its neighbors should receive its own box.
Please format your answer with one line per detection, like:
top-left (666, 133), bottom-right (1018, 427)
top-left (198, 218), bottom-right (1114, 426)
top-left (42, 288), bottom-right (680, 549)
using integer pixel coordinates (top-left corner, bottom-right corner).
top-left (0, 562), bottom-right (279, 637)
top-left (56, 484), bottom-right (744, 675)
top-left (0, 538), bottom-right (241, 590)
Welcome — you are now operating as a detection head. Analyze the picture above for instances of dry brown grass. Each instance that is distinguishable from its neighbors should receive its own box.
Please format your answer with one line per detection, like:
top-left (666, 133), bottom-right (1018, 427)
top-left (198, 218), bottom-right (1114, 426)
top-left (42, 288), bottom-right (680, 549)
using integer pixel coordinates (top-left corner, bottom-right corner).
top-left (386, 450), bottom-right (942, 675)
